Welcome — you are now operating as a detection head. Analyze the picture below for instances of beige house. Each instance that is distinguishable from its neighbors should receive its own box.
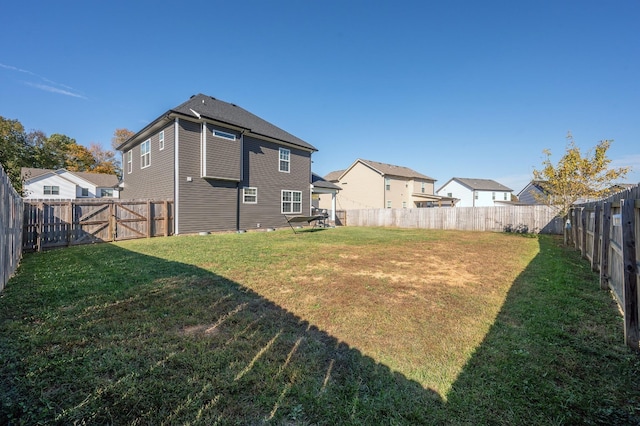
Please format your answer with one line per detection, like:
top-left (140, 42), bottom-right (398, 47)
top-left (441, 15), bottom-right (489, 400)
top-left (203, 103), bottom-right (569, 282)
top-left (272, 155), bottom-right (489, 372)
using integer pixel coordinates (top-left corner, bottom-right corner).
top-left (318, 159), bottom-right (451, 212)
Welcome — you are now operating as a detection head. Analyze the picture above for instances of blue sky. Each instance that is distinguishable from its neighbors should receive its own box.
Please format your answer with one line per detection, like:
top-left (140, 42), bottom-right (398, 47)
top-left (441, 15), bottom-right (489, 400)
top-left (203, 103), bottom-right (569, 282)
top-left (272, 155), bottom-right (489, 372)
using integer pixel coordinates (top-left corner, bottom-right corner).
top-left (2, 0), bottom-right (639, 193)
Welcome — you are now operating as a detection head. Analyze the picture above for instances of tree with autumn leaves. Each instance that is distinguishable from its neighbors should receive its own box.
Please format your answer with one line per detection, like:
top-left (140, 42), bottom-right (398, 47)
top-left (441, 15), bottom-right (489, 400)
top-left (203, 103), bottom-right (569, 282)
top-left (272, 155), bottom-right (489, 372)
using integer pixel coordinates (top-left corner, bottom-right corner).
top-left (532, 133), bottom-right (630, 217)
top-left (0, 116), bottom-right (129, 193)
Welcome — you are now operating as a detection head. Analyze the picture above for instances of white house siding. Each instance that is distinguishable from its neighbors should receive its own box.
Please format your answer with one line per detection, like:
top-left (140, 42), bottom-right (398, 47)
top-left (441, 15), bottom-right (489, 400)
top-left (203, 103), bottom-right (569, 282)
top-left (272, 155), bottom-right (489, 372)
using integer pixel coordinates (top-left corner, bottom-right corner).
top-left (437, 180), bottom-right (475, 206)
top-left (24, 174), bottom-right (77, 199)
top-left (437, 180), bottom-right (510, 207)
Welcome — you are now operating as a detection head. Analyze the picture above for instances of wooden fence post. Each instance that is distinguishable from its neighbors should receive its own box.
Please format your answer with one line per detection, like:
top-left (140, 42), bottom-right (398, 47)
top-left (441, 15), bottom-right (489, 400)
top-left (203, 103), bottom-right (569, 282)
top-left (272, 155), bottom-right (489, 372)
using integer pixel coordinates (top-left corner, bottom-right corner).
top-left (600, 202), bottom-right (611, 290)
top-left (573, 208), bottom-right (580, 250)
top-left (620, 199), bottom-right (639, 350)
top-left (581, 208), bottom-right (587, 258)
top-left (147, 200), bottom-right (152, 238)
top-left (592, 204), bottom-right (601, 271)
top-left (163, 200), bottom-right (169, 237)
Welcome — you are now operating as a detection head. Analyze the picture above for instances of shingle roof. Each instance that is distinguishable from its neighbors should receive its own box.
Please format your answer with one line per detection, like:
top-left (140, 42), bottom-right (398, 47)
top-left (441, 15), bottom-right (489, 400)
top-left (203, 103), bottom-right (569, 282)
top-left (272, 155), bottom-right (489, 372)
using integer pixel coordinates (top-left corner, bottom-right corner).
top-left (451, 177), bottom-right (512, 192)
top-left (357, 159), bottom-right (435, 181)
top-left (312, 173), bottom-right (341, 190)
top-left (324, 170), bottom-right (345, 182)
top-left (21, 168), bottom-right (119, 187)
top-left (171, 94), bottom-right (316, 151)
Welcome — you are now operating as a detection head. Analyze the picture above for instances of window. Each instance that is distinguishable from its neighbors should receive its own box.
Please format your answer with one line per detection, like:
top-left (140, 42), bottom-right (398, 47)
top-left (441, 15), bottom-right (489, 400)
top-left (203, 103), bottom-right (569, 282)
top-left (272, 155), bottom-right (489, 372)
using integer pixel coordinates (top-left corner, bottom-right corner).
top-left (402, 201), bottom-right (407, 208)
top-left (100, 188), bottom-right (114, 198)
top-left (447, 192), bottom-right (452, 198)
top-left (81, 187), bottom-right (89, 197)
top-left (127, 150), bottom-right (132, 174)
top-left (213, 130), bottom-right (236, 140)
top-left (474, 192), bottom-right (479, 200)
top-left (504, 192), bottom-right (508, 201)
top-left (281, 190), bottom-right (302, 214)
top-left (492, 192), bottom-right (496, 200)
top-left (44, 185), bottom-right (59, 195)
top-left (386, 200), bottom-right (392, 208)
top-left (243, 187), bottom-right (257, 204)
top-left (385, 177), bottom-right (391, 191)
top-left (159, 130), bottom-right (164, 150)
top-left (421, 182), bottom-right (426, 193)
top-left (279, 148), bottom-right (290, 173)
top-left (141, 139), bottom-right (150, 169)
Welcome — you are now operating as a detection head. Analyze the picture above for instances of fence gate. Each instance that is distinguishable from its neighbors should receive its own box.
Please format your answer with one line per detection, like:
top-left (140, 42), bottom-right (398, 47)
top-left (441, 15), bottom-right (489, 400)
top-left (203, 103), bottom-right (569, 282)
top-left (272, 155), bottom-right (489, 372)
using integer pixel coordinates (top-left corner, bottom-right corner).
top-left (23, 199), bottom-right (173, 251)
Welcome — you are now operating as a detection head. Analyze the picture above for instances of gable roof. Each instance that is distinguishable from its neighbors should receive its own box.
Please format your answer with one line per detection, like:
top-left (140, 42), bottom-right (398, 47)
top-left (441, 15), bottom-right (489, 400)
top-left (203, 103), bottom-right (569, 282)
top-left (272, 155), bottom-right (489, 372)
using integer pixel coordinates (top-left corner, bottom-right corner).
top-left (324, 169), bottom-right (345, 182)
top-left (439, 177), bottom-right (512, 192)
top-left (328, 159), bottom-right (435, 182)
top-left (119, 94), bottom-right (317, 152)
top-left (356, 159), bottom-right (435, 181)
top-left (312, 173), bottom-right (341, 191)
top-left (21, 168), bottom-right (119, 188)
top-left (517, 180), bottom-right (547, 197)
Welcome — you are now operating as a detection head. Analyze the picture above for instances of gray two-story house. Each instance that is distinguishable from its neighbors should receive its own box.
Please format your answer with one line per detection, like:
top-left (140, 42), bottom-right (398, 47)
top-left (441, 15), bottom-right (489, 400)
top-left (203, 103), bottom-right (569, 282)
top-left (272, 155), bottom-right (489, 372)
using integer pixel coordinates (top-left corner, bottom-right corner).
top-left (117, 94), bottom-right (317, 234)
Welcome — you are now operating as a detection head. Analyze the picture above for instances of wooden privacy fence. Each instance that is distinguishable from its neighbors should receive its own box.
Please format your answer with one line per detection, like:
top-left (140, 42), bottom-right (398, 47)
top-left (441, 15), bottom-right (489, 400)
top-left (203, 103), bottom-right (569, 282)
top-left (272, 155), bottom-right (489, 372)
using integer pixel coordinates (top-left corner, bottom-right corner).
top-left (569, 184), bottom-right (640, 350)
top-left (1, 165), bottom-right (24, 292)
top-left (346, 205), bottom-right (563, 234)
top-left (23, 199), bottom-right (174, 252)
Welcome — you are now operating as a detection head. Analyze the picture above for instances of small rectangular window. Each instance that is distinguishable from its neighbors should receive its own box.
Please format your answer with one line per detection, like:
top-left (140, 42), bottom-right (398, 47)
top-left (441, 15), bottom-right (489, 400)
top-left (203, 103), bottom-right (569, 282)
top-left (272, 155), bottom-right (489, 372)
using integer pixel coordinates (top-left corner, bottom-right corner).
top-left (81, 187), bottom-right (89, 197)
top-left (279, 148), bottom-right (290, 173)
top-left (386, 200), bottom-right (392, 208)
top-left (421, 182), bottom-right (426, 193)
top-left (100, 188), bottom-right (114, 198)
top-left (213, 130), bottom-right (236, 140)
top-left (447, 192), bottom-right (452, 198)
top-left (243, 187), bottom-right (257, 204)
top-left (492, 192), bottom-right (496, 200)
top-left (474, 192), bottom-right (479, 200)
top-left (385, 177), bottom-right (391, 191)
top-left (44, 185), bottom-right (59, 195)
top-left (402, 201), bottom-right (407, 208)
top-left (281, 190), bottom-right (301, 214)
top-left (159, 130), bottom-right (165, 150)
top-left (127, 150), bottom-right (132, 174)
top-left (141, 140), bottom-right (150, 169)
top-left (504, 192), bottom-right (508, 201)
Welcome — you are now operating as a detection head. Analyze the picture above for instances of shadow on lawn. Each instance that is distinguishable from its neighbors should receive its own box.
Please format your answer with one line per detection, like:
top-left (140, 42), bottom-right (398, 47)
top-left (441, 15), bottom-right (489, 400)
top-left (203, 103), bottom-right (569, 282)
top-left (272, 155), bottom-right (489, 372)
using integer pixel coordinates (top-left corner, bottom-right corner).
top-left (1, 242), bottom-right (441, 425)
top-left (2, 235), bottom-right (639, 425)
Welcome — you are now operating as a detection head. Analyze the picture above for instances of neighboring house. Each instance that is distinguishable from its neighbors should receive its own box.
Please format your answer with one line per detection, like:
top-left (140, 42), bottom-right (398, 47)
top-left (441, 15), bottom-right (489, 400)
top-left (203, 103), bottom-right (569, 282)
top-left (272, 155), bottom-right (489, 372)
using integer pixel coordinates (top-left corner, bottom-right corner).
top-left (21, 168), bottom-right (120, 200)
top-left (311, 173), bottom-right (341, 222)
top-left (517, 180), bottom-right (548, 204)
top-left (117, 93), bottom-right (318, 234)
top-left (319, 159), bottom-right (450, 210)
top-left (436, 177), bottom-right (512, 207)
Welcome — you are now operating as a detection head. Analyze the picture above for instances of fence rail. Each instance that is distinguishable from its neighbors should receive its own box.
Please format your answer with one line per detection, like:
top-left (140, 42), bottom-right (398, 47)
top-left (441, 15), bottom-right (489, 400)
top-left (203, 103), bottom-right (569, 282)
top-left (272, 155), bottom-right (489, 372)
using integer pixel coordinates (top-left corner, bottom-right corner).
top-left (570, 185), bottom-right (640, 350)
top-left (0, 165), bottom-right (24, 291)
top-left (346, 205), bottom-right (563, 234)
top-left (22, 199), bottom-right (174, 252)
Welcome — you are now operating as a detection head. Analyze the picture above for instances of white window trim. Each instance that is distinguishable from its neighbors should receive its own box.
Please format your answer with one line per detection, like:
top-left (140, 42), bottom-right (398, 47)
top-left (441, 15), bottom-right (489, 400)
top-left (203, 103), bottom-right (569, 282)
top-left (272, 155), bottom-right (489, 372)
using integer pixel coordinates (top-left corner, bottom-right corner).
top-left (385, 177), bottom-right (391, 191)
top-left (279, 148), bottom-right (290, 173)
top-left (127, 150), bottom-right (132, 174)
top-left (243, 187), bottom-right (258, 204)
top-left (141, 139), bottom-right (150, 169)
top-left (281, 190), bottom-right (302, 214)
top-left (159, 130), bottom-right (165, 150)
top-left (213, 129), bottom-right (236, 141)
top-left (44, 185), bottom-right (60, 195)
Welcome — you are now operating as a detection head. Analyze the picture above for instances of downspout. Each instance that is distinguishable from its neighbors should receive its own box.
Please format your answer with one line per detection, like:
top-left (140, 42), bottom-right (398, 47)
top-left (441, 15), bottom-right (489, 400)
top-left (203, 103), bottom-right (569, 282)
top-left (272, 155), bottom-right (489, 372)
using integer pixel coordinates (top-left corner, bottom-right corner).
top-left (174, 117), bottom-right (180, 234)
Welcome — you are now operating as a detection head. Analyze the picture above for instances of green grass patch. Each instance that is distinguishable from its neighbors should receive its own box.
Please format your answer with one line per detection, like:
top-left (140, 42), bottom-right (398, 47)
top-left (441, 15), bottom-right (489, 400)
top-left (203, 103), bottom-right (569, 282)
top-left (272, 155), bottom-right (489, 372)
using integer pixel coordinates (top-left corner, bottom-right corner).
top-left (1, 227), bottom-right (638, 424)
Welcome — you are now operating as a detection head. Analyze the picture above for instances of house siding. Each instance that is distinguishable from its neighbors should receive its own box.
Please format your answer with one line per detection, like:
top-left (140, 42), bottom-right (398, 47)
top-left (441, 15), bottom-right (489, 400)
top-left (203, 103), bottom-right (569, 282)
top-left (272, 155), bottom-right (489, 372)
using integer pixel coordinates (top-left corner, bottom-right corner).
top-left (121, 121), bottom-right (175, 200)
top-left (239, 135), bottom-right (311, 230)
top-left (203, 123), bottom-right (241, 180)
top-left (330, 162), bottom-right (384, 210)
top-left (177, 119), bottom-right (238, 234)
